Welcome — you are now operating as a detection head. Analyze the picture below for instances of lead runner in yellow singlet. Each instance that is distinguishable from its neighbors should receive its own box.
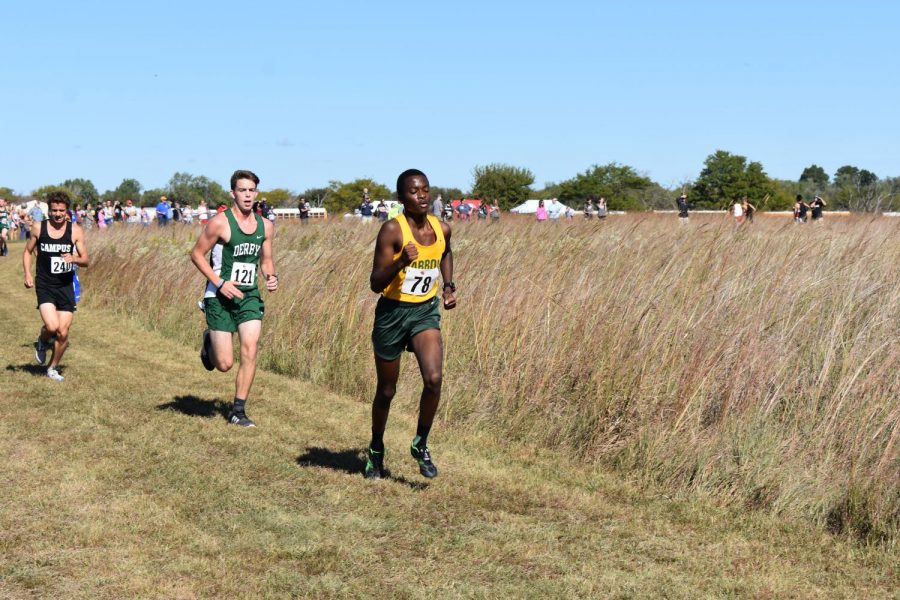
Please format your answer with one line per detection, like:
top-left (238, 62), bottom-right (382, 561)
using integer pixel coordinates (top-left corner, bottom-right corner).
top-left (365, 168), bottom-right (457, 479)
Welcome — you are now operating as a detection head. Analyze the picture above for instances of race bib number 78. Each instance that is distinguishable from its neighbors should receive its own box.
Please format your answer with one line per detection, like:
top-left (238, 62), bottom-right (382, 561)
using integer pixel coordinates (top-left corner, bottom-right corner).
top-left (401, 267), bottom-right (440, 296)
top-left (230, 262), bottom-right (257, 286)
top-left (50, 256), bottom-right (74, 274)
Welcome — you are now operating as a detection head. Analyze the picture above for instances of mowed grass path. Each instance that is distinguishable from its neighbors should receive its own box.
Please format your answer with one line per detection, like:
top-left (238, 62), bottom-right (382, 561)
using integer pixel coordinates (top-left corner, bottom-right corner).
top-left (0, 249), bottom-right (895, 599)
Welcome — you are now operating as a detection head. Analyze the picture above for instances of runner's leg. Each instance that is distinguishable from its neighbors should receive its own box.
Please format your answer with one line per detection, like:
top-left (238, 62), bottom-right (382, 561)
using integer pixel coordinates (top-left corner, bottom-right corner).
top-left (38, 303), bottom-right (61, 344)
top-left (47, 311), bottom-right (74, 369)
top-left (371, 354), bottom-right (401, 449)
top-left (235, 319), bottom-right (261, 400)
top-left (409, 328), bottom-right (443, 445)
top-left (208, 330), bottom-right (235, 372)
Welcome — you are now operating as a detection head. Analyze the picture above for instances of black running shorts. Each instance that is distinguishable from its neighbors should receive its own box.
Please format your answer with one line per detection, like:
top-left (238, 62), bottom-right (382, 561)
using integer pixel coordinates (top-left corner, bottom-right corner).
top-left (372, 296), bottom-right (441, 361)
top-left (36, 284), bottom-right (77, 312)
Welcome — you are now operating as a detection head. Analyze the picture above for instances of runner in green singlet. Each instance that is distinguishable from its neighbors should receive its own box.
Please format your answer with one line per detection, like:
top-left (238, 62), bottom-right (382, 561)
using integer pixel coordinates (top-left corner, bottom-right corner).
top-left (189, 170), bottom-right (278, 427)
top-left (0, 197), bottom-right (10, 256)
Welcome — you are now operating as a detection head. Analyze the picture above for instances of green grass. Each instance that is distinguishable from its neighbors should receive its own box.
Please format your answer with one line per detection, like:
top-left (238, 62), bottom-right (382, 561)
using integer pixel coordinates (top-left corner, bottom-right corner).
top-left (1, 228), bottom-right (898, 598)
top-left (78, 215), bottom-right (900, 544)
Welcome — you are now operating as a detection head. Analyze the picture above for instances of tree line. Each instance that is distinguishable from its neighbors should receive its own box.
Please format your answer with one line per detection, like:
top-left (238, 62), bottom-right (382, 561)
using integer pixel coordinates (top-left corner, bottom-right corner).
top-left (4, 151), bottom-right (898, 214)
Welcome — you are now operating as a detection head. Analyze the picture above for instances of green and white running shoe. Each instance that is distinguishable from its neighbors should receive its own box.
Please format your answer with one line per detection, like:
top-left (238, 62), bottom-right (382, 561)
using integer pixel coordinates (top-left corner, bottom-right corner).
top-left (364, 447), bottom-right (385, 479)
top-left (410, 437), bottom-right (438, 478)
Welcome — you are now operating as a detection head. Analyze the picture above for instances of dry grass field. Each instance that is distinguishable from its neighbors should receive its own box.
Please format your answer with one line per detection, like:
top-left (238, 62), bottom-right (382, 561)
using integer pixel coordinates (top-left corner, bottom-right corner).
top-left (1, 213), bottom-right (897, 598)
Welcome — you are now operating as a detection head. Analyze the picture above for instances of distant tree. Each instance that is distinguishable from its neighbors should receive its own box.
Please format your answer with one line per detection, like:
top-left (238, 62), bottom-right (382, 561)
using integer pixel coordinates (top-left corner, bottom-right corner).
top-left (107, 178), bottom-right (143, 205)
top-left (638, 184), bottom-right (682, 210)
top-left (690, 150), bottom-right (775, 209)
top-left (769, 180), bottom-right (805, 211)
top-left (0, 186), bottom-right (15, 199)
top-left (323, 178), bottom-right (391, 214)
top-left (833, 165), bottom-right (861, 188)
top-left (33, 185), bottom-right (73, 202)
top-left (799, 164), bottom-right (829, 188)
top-left (258, 188), bottom-right (294, 207)
top-left (557, 162), bottom-right (654, 211)
top-left (166, 172), bottom-right (229, 208)
top-left (60, 178), bottom-right (100, 205)
top-left (879, 177), bottom-right (900, 211)
top-left (532, 181), bottom-right (563, 201)
top-left (141, 188), bottom-right (167, 207)
top-left (471, 163), bottom-right (534, 210)
top-left (832, 165), bottom-right (883, 211)
top-left (299, 186), bottom-right (330, 207)
top-left (429, 186), bottom-right (464, 201)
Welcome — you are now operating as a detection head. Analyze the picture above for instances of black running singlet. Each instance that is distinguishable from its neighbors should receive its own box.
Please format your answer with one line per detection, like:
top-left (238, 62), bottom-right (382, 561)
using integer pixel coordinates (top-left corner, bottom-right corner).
top-left (36, 221), bottom-right (75, 289)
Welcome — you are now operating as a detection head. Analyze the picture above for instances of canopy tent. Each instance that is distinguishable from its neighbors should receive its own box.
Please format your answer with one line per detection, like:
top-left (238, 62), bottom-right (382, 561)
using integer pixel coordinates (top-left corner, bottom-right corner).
top-left (509, 199), bottom-right (544, 214)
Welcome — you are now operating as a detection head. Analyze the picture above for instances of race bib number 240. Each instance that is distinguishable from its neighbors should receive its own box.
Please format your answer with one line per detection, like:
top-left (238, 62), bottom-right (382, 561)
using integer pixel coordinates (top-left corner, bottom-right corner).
top-left (50, 256), bottom-right (74, 274)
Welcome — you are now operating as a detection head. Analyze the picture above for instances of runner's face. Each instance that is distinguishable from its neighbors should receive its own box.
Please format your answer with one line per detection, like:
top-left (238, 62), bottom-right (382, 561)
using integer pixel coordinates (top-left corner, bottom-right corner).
top-left (231, 178), bottom-right (259, 213)
top-left (48, 203), bottom-right (68, 224)
top-left (400, 175), bottom-right (430, 215)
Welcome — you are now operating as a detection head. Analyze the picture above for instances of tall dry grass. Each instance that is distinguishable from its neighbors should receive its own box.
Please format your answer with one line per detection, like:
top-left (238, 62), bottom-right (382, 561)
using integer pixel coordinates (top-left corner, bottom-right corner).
top-left (82, 214), bottom-right (899, 542)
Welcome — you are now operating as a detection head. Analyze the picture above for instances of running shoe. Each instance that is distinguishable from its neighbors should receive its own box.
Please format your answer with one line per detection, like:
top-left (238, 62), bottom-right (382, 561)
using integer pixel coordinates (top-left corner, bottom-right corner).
top-left (410, 438), bottom-right (438, 478)
top-left (46, 367), bottom-right (64, 382)
top-left (364, 447), bottom-right (385, 479)
top-left (34, 337), bottom-right (48, 365)
top-left (200, 329), bottom-right (214, 371)
top-left (227, 409), bottom-right (256, 427)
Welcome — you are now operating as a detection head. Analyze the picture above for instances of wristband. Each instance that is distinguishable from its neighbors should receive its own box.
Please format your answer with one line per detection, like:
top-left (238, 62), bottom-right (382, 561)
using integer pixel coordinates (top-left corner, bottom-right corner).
top-left (215, 279), bottom-right (225, 290)
top-left (443, 281), bottom-right (456, 292)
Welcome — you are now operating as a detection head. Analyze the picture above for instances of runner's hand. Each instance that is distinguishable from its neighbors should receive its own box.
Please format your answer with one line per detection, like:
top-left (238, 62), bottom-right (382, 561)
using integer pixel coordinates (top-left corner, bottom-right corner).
top-left (61, 253), bottom-right (75, 264)
top-left (400, 242), bottom-right (418, 266)
top-left (24, 275), bottom-right (34, 289)
top-left (265, 273), bottom-right (278, 292)
top-left (442, 288), bottom-right (457, 310)
top-left (219, 280), bottom-right (245, 300)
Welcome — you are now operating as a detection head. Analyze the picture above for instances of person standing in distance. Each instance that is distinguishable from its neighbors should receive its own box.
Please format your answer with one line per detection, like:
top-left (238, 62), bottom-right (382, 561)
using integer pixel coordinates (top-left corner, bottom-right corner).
top-left (365, 169), bottom-right (456, 479)
top-left (0, 197), bottom-right (11, 256)
top-left (22, 191), bottom-right (90, 381)
top-left (189, 170), bottom-right (278, 427)
top-left (676, 193), bottom-right (690, 224)
top-left (298, 196), bottom-right (310, 224)
top-left (432, 194), bottom-right (443, 220)
top-left (810, 195), bottom-right (827, 222)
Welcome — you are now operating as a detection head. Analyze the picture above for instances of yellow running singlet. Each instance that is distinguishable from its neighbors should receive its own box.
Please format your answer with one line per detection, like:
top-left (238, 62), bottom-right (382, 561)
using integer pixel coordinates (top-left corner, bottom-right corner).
top-left (382, 214), bottom-right (446, 303)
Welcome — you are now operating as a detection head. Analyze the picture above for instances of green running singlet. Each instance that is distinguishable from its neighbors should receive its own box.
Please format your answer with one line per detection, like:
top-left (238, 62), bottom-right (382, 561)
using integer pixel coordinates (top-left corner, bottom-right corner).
top-left (220, 210), bottom-right (266, 292)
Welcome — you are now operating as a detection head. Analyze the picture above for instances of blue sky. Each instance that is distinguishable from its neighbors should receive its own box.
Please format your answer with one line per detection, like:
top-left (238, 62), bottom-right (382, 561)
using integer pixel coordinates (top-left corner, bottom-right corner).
top-left (3, 1), bottom-right (898, 195)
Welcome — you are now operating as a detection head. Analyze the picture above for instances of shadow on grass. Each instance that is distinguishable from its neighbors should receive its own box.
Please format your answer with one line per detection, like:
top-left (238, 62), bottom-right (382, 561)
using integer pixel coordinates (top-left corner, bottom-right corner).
top-left (157, 395), bottom-right (229, 420)
top-left (6, 363), bottom-right (52, 376)
top-left (296, 446), bottom-right (429, 491)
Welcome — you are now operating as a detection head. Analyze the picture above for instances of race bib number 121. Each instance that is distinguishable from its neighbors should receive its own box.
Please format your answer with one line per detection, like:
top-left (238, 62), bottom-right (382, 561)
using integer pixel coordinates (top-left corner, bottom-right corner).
top-left (230, 262), bottom-right (257, 286)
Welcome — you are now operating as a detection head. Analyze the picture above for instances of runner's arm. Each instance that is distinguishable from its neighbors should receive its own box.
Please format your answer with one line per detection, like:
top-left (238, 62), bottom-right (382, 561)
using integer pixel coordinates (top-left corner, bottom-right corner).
top-left (67, 224), bottom-right (90, 267)
top-left (22, 222), bottom-right (39, 287)
top-left (260, 219), bottom-right (277, 292)
top-left (440, 222), bottom-right (456, 309)
top-left (190, 214), bottom-right (226, 287)
top-left (369, 220), bottom-right (408, 293)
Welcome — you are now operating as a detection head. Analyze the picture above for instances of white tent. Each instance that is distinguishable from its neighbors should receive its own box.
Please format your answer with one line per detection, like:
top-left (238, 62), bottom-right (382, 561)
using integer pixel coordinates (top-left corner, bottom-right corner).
top-left (509, 199), bottom-right (544, 214)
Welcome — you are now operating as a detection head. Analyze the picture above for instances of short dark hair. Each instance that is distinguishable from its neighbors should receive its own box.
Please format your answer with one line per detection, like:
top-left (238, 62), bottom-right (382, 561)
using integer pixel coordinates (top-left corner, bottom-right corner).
top-left (396, 169), bottom-right (427, 196)
top-left (46, 191), bottom-right (71, 209)
top-left (230, 170), bottom-right (260, 190)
